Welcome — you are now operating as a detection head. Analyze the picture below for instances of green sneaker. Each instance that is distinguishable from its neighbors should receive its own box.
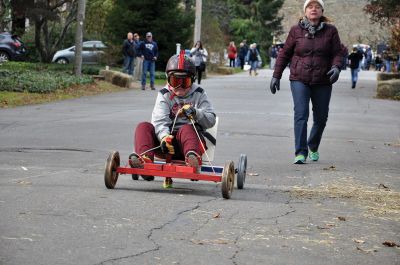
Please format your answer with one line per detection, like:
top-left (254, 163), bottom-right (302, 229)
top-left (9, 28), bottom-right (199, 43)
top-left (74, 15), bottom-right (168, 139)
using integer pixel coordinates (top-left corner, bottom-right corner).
top-left (294, 155), bottom-right (306, 164)
top-left (309, 151), bottom-right (319, 161)
top-left (163, 177), bottom-right (173, 189)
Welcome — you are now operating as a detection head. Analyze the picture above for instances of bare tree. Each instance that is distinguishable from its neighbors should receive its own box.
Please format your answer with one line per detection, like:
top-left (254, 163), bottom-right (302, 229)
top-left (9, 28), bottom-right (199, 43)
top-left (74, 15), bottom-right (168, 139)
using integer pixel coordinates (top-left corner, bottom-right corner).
top-left (28, 0), bottom-right (78, 62)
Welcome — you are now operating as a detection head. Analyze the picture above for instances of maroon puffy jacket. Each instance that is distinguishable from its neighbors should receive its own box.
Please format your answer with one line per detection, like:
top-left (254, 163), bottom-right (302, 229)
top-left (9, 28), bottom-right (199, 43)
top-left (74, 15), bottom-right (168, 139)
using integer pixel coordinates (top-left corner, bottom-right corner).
top-left (273, 23), bottom-right (344, 85)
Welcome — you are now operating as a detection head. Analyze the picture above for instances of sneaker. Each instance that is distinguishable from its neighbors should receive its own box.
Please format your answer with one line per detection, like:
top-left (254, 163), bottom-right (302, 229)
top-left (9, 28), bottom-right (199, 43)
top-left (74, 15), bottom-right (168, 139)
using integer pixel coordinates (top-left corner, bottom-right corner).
top-left (309, 151), bottom-right (319, 161)
top-left (294, 154), bottom-right (306, 164)
top-left (141, 85), bottom-right (145, 90)
top-left (185, 151), bottom-right (201, 173)
top-left (163, 177), bottom-right (173, 188)
top-left (129, 153), bottom-right (154, 181)
top-left (150, 85), bottom-right (155, 90)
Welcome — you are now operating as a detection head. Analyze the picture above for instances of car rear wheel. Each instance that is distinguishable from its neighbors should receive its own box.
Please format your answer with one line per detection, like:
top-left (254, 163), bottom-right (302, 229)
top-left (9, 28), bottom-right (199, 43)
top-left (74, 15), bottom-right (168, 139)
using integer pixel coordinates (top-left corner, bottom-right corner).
top-left (56, 57), bottom-right (69, 64)
top-left (0, 51), bottom-right (10, 62)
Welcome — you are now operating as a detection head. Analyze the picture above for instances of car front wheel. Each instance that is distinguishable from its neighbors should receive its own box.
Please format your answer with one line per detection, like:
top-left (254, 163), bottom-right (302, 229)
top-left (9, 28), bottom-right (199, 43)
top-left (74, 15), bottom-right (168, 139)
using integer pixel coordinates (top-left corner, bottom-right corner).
top-left (56, 57), bottom-right (69, 64)
top-left (0, 51), bottom-right (10, 62)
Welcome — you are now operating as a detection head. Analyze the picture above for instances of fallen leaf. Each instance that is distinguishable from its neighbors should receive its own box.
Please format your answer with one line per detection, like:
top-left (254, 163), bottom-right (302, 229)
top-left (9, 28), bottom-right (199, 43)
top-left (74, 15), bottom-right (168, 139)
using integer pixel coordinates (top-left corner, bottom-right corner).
top-left (213, 239), bottom-right (230, 244)
top-left (16, 180), bottom-right (32, 185)
top-left (382, 241), bottom-right (399, 247)
top-left (356, 246), bottom-right (378, 253)
top-left (317, 226), bottom-right (331, 230)
top-left (190, 239), bottom-right (204, 245)
top-left (354, 239), bottom-right (365, 244)
top-left (378, 183), bottom-right (390, 190)
top-left (338, 216), bottom-right (346, 221)
top-left (213, 213), bottom-right (220, 218)
top-left (323, 165), bottom-right (336, 171)
top-left (347, 140), bottom-right (354, 143)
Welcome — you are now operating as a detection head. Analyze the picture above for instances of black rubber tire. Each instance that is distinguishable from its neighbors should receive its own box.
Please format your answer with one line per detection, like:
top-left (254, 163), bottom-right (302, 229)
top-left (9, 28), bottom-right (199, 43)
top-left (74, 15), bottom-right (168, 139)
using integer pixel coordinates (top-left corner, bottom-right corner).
top-left (132, 175), bottom-right (139, 180)
top-left (0, 51), bottom-right (10, 62)
top-left (221, 160), bottom-right (235, 199)
top-left (237, 154), bottom-right (247, 189)
top-left (56, 57), bottom-right (69, 64)
top-left (104, 151), bottom-right (120, 189)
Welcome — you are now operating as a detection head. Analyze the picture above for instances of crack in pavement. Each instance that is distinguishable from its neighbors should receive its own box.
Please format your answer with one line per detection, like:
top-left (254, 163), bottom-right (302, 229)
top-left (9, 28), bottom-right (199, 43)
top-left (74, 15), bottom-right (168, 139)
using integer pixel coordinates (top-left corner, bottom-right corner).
top-left (94, 198), bottom-right (217, 265)
top-left (0, 147), bottom-right (93, 153)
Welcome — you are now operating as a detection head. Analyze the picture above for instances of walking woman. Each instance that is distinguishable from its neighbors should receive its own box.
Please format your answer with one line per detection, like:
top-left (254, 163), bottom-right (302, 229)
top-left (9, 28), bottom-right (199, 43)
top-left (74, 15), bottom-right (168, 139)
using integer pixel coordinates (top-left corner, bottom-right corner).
top-left (190, 41), bottom-right (208, 84)
top-left (269, 0), bottom-right (345, 164)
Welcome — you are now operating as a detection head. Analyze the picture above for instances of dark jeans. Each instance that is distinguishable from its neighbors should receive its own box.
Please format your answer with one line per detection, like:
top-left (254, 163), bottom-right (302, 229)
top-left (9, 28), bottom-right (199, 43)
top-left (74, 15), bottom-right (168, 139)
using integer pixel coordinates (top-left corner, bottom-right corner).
top-left (239, 58), bottom-right (245, 70)
top-left (290, 81), bottom-right (332, 157)
top-left (195, 66), bottom-right (203, 84)
top-left (134, 122), bottom-right (205, 160)
top-left (229, 58), bottom-right (235, 67)
top-left (122, 56), bottom-right (134, 75)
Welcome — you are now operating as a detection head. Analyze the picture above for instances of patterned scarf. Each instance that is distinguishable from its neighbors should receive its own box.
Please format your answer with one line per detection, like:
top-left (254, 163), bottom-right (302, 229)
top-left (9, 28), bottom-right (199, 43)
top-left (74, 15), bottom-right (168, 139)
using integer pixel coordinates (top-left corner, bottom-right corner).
top-left (299, 17), bottom-right (325, 38)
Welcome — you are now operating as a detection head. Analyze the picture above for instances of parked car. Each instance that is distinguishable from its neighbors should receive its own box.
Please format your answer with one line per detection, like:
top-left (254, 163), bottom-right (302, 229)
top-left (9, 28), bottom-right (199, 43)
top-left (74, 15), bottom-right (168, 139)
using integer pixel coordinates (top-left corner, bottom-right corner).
top-left (52, 40), bottom-right (107, 64)
top-left (0, 32), bottom-right (27, 62)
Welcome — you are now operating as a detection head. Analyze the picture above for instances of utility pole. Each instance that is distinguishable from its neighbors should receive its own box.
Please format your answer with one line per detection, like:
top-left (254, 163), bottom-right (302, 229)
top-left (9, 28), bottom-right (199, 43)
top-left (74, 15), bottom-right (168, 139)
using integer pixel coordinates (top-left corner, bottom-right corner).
top-left (193, 0), bottom-right (202, 44)
top-left (74, 0), bottom-right (86, 76)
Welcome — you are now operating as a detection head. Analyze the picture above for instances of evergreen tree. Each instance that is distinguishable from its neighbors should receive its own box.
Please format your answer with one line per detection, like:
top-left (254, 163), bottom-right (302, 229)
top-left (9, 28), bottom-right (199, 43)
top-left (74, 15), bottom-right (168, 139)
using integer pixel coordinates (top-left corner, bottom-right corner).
top-left (227, 0), bottom-right (284, 64)
top-left (106, 0), bottom-right (194, 69)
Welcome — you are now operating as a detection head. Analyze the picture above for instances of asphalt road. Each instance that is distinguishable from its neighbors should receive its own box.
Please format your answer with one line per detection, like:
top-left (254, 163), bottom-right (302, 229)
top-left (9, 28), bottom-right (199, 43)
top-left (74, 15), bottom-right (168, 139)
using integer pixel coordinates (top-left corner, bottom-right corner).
top-left (0, 68), bottom-right (399, 265)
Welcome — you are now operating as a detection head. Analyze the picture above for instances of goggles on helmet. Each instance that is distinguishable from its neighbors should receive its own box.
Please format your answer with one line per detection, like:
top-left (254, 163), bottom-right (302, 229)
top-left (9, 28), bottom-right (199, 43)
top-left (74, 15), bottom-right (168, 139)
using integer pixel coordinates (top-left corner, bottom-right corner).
top-left (168, 72), bottom-right (192, 90)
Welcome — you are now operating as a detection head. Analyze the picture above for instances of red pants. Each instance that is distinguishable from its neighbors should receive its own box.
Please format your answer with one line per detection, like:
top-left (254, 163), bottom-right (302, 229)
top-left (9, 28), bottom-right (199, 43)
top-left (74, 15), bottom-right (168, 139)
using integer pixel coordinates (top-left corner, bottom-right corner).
top-left (134, 122), bottom-right (206, 160)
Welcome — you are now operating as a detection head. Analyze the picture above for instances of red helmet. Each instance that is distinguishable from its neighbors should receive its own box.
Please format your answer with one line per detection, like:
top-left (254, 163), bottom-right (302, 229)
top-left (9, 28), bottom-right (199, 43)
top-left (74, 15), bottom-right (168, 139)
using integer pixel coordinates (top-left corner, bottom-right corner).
top-left (165, 50), bottom-right (196, 78)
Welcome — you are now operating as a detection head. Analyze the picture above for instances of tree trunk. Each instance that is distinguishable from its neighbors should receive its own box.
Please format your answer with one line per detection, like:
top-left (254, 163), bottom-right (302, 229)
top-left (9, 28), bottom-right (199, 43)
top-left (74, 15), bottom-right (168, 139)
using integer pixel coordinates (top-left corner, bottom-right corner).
top-left (74, 0), bottom-right (86, 76)
top-left (10, 0), bottom-right (29, 35)
top-left (0, 0), bottom-right (7, 32)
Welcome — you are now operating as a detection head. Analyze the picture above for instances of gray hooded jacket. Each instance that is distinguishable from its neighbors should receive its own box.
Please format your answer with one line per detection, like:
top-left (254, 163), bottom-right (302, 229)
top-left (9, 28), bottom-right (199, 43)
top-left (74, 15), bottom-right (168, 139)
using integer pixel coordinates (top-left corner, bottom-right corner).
top-left (151, 84), bottom-right (216, 141)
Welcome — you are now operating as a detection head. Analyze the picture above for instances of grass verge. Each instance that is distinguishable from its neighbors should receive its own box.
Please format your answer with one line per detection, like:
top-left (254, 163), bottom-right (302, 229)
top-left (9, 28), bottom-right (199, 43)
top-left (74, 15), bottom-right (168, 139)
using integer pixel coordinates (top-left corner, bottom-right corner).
top-left (0, 81), bottom-right (128, 108)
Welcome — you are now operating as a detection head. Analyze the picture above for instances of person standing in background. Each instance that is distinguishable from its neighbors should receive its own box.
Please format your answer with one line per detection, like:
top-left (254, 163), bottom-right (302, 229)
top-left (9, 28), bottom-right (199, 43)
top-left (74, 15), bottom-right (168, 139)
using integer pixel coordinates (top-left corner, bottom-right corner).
top-left (190, 40), bottom-right (208, 85)
top-left (246, 43), bottom-right (261, 76)
top-left (122, 32), bottom-right (136, 76)
top-left (133, 33), bottom-right (143, 82)
top-left (139, 32), bottom-right (158, 90)
top-left (227, 41), bottom-right (237, 67)
top-left (269, 45), bottom-right (278, 69)
top-left (238, 42), bottom-right (247, 70)
top-left (348, 47), bottom-right (363, 88)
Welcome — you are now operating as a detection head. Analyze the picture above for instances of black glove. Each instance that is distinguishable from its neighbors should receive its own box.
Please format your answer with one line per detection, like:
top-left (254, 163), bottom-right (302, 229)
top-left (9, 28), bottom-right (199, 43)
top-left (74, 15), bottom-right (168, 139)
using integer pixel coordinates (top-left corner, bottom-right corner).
top-left (181, 104), bottom-right (196, 120)
top-left (270, 77), bottom-right (280, 94)
top-left (327, 66), bottom-right (340, 84)
top-left (160, 135), bottom-right (175, 154)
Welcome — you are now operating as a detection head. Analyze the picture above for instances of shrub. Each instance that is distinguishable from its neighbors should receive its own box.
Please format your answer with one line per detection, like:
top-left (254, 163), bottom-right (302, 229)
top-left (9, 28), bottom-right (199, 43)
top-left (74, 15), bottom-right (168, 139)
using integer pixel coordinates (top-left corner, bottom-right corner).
top-left (0, 62), bottom-right (93, 93)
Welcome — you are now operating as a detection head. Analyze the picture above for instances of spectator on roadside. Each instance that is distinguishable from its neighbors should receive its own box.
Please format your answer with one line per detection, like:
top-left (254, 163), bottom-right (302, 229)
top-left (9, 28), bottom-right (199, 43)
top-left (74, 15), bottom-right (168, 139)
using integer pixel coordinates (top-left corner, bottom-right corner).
top-left (122, 32), bottom-right (136, 76)
top-left (238, 42), bottom-right (247, 70)
top-left (374, 55), bottom-right (383, 71)
top-left (348, 47), bottom-right (363, 89)
top-left (364, 47), bottom-right (372, 70)
top-left (139, 32), bottom-right (158, 90)
top-left (242, 39), bottom-right (249, 58)
top-left (269, 45), bottom-right (278, 69)
top-left (246, 43), bottom-right (261, 76)
top-left (133, 33), bottom-right (143, 82)
top-left (356, 45), bottom-right (364, 71)
top-left (269, 0), bottom-right (346, 164)
top-left (227, 41), bottom-right (237, 67)
top-left (190, 40), bottom-right (208, 85)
